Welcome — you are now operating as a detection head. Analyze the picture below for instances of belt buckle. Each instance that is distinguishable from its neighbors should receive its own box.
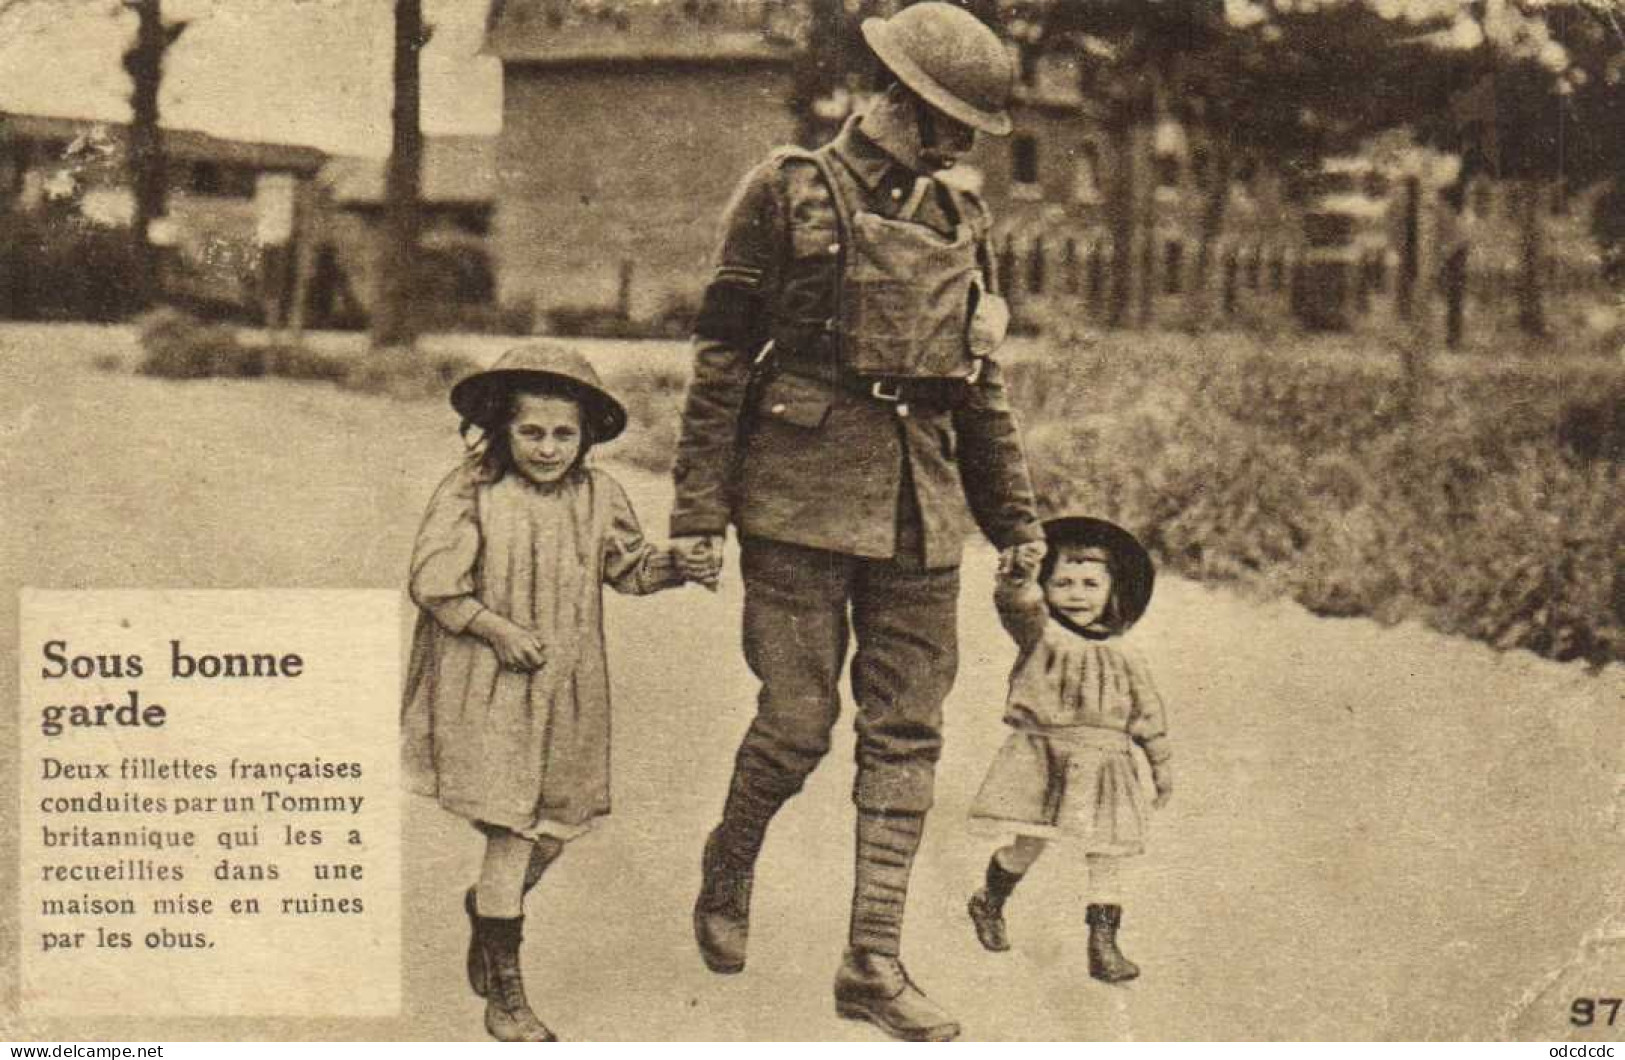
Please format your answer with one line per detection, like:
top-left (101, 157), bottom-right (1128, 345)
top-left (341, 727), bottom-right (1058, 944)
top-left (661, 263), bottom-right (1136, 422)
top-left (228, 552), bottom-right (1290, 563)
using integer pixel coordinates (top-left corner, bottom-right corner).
top-left (870, 380), bottom-right (902, 403)
top-left (869, 380), bottom-right (910, 418)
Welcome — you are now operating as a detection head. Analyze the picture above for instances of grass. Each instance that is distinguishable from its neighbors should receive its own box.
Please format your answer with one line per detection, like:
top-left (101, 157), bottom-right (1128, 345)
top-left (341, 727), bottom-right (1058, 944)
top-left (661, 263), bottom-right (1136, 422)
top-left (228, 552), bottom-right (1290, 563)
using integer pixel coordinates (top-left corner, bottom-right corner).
top-left (129, 309), bottom-right (1623, 666)
top-left (1002, 329), bottom-right (1624, 667)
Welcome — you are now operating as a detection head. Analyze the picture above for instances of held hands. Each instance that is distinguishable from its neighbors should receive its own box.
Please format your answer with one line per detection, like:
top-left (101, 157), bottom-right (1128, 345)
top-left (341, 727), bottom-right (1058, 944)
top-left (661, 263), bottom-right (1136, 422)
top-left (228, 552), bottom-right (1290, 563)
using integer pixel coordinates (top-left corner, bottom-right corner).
top-left (673, 534), bottom-right (724, 592)
top-left (470, 611), bottom-right (546, 672)
top-left (997, 541), bottom-right (1046, 583)
top-left (1151, 760), bottom-right (1174, 810)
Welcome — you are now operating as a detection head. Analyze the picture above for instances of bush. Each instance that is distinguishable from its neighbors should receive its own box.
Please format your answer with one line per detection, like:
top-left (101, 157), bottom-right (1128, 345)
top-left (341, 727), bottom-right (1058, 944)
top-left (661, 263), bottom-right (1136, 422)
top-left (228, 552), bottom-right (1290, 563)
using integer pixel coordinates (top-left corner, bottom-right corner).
top-left (135, 307), bottom-right (256, 378)
top-left (340, 346), bottom-right (481, 402)
top-left (546, 294), bottom-right (697, 341)
top-left (1, 211), bottom-right (142, 322)
top-left (1012, 332), bottom-right (1625, 666)
top-left (135, 307), bottom-right (348, 382)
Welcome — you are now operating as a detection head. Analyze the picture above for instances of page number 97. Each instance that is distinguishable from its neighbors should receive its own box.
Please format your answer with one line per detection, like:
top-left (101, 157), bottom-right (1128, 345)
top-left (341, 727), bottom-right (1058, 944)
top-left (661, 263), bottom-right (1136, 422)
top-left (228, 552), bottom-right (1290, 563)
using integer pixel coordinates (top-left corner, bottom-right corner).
top-left (1571, 998), bottom-right (1622, 1026)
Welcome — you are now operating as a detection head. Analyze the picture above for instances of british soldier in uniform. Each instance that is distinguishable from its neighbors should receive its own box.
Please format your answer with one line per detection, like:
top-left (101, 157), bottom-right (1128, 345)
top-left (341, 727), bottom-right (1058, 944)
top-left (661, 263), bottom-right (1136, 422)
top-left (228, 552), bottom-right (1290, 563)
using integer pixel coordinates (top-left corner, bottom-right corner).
top-left (670, 3), bottom-right (1044, 1041)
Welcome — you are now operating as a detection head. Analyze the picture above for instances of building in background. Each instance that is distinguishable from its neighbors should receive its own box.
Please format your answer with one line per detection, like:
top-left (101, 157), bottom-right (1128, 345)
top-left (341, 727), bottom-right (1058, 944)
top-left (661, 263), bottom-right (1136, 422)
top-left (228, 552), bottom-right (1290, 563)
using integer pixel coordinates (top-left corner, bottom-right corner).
top-left (314, 135), bottom-right (499, 330)
top-left (0, 111), bottom-right (324, 319)
top-left (482, 0), bottom-right (805, 326)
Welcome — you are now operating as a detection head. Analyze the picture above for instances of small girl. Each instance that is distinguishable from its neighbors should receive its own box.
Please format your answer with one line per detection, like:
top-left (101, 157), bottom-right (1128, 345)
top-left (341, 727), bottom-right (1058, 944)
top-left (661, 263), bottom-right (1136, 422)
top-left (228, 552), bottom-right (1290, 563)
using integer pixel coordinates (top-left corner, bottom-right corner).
top-left (966, 516), bottom-right (1173, 983)
top-left (401, 343), bottom-right (715, 1042)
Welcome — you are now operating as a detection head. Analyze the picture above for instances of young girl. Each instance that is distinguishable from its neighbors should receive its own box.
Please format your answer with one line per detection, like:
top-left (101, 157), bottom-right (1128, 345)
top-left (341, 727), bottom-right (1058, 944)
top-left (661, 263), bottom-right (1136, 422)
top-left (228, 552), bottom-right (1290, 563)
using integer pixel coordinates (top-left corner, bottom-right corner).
top-left (401, 343), bottom-right (715, 1042)
top-left (966, 516), bottom-right (1173, 983)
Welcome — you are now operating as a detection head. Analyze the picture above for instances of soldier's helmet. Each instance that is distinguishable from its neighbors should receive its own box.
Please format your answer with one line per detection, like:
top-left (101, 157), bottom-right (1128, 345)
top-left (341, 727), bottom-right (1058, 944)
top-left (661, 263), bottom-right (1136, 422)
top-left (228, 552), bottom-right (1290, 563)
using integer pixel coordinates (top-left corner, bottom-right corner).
top-left (860, 3), bottom-right (1014, 137)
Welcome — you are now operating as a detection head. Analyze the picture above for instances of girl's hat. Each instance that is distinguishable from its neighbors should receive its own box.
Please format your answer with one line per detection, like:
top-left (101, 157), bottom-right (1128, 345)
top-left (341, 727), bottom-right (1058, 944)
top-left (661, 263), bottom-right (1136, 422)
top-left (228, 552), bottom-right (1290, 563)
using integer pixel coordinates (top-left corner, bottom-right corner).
top-left (451, 343), bottom-right (628, 442)
top-left (1041, 515), bottom-right (1155, 628)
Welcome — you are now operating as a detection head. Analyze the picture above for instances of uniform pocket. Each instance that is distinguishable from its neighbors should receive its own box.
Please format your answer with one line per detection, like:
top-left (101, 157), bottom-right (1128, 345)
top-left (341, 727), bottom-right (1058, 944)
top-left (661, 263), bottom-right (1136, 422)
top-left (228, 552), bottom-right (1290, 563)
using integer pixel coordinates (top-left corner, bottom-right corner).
top-left (755, 372), bottom-right (833, 430)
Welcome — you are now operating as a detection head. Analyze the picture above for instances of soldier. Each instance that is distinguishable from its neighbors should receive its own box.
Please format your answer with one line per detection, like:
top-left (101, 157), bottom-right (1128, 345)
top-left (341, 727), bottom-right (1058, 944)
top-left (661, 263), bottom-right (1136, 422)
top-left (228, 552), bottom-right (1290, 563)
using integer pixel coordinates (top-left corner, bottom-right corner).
top-left (670, 3), bottom-right (1043, 1042)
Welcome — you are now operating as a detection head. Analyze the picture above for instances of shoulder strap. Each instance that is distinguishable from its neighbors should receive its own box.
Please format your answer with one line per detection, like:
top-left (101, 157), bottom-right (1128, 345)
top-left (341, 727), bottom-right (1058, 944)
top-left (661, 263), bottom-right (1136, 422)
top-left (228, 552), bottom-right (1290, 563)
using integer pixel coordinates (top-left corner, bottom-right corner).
top-left (945, 183), bottom-right (999, 295)
top-left (761, 144), bottom-right (853, 363)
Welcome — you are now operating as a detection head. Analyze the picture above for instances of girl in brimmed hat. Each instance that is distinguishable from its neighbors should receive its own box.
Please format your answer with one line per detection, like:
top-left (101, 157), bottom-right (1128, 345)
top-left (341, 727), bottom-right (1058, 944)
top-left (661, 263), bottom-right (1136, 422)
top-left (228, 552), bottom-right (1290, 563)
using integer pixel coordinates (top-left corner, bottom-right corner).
top-left (401, 342), bottom-right (717, 1042)
top-left (966, 516), bottom-right (1173, 983)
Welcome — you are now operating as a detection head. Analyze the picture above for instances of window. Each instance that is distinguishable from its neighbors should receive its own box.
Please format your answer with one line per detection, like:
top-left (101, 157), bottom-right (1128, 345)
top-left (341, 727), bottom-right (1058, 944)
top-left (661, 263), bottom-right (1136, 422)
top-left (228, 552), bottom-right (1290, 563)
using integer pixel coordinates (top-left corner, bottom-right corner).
top-left (1246, 248), bottom-right (1262, 290)
top-left (1155, 155), bottom-right (1181, 189)
top-left (1270, 253), bottom-right (1285, 292)
top-left (1192, 147), bottom-right (1210, 191)
top-left (190, 161), bottom-right (255, 198)
top-left (1072, 141), bottom-right (1103, 203)
top-left (1027, 237), bottom-right (1046, 294)
top-left (1163, 241), bottom-right (1183, 294)
top-left (1235, 156), bottom-right (1258, 196)
top-left (191, 161), bottom-right (222, 195)
top-left (1012, 135), bottom-right (1039, 187)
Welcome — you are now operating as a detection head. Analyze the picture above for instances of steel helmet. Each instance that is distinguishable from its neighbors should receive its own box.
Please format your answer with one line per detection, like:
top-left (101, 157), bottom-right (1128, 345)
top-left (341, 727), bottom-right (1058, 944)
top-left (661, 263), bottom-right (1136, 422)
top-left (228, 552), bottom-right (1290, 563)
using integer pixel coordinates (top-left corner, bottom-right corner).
top-left (861, 3), bottom-right (1014, 137)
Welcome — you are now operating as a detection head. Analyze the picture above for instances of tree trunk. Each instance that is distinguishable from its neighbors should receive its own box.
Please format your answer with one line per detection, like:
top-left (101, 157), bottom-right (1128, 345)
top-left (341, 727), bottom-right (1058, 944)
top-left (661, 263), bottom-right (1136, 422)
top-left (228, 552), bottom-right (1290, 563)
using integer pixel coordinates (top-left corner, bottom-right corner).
top-left (1105, 106), bottom-right (1135, 330)
top-left (1136, 74), bottom-right (1164, 330)
top-left (1396, 175), bottom-right (1420, 321)
top-left (1184, 138), bottom-right (1233, 331)
top-left (122, 0), bottom-right (183, 312)
top-left (1516, 178), bottom-right (1546, 336)
top-left (1443, 245), bottom-right (1468, 349)
top-left (372, 0), bottom-right (425, 350)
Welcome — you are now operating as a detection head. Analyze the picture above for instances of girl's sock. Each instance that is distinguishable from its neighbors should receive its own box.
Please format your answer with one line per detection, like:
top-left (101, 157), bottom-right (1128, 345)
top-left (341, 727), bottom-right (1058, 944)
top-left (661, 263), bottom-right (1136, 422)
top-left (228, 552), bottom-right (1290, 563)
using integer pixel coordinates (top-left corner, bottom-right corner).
top-left (476, 831), bottom-right (536, 918)
top-left (523, 835), bottom-right (565, 894)
top-left (1085, 853), bottom-right (1123, 903)
top-left (984, 852), bottom-right (1024, 909)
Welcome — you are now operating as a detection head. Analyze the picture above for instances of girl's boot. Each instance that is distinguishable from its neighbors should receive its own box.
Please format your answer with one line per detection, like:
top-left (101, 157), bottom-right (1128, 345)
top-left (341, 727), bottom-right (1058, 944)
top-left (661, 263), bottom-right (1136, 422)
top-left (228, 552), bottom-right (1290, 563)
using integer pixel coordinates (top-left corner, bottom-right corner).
top-left (466, 839), bottom-right (563, 998)
top-left (1086, 904), bottom-right (1140, 983)
top-left (967, 855), bottom-right (1023, 952)
top-left (476, 914), bottom-right (557, 1042)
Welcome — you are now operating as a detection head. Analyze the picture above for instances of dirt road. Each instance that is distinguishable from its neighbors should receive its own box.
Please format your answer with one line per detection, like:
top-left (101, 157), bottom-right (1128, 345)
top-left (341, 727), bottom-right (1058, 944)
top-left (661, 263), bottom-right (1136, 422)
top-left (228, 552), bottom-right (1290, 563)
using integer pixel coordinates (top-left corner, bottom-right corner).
top-left (3, 325), bottom-right (1621, 1040)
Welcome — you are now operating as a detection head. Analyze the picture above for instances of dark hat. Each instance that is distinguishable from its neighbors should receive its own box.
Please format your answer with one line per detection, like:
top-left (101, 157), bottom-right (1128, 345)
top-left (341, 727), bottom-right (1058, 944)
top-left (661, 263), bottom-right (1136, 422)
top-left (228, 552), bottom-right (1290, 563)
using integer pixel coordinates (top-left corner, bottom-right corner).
top-left (450, 343), bottom-right (627, 442)
top-left (861, 3), bottom-right (1014, 136)
top-left (1041, 515), bottom-right (1155, 629)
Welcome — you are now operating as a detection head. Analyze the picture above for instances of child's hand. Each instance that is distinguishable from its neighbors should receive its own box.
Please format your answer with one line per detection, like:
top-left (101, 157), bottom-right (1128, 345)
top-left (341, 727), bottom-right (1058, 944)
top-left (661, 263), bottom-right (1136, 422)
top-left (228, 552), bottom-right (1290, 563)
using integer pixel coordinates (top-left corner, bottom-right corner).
top-left (1151, 760), bottom-right (1174, 809)
top-left (674, 535), bottom-right (723, 592)
top-left (471, 612), bottom-right (547, 672)
top-left (997, 541), bottom-right (1046, 582)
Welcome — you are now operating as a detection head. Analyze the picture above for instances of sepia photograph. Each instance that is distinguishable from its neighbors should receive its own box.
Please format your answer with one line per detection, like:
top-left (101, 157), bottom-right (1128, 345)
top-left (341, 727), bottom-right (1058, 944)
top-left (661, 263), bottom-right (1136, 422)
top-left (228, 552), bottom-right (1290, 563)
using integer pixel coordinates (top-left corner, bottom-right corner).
top-left (1, 0), bottom-right (1622, 1043)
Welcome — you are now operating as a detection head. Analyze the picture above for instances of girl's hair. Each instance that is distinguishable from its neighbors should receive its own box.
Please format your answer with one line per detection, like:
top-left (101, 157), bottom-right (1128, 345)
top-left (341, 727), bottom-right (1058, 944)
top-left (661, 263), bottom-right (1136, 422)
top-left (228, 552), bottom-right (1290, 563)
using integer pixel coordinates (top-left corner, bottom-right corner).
top-left (462, 383), bottom-right (593, 481)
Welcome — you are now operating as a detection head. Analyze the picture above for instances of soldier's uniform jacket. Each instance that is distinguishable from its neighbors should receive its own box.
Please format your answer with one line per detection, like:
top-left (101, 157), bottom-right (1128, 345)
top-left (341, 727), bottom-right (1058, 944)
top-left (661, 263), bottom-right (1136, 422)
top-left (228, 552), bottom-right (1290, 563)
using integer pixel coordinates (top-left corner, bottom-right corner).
top-left (672, 117), bottom-right (1040, 568)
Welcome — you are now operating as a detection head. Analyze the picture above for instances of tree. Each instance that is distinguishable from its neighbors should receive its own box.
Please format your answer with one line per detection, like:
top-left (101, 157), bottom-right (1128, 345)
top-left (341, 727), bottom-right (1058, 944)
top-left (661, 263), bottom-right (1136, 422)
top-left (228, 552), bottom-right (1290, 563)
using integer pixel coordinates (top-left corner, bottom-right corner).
top-left (1415, 0), bottom-right (1624, 341)
top-left (372, 0), bottom-right (428, 350)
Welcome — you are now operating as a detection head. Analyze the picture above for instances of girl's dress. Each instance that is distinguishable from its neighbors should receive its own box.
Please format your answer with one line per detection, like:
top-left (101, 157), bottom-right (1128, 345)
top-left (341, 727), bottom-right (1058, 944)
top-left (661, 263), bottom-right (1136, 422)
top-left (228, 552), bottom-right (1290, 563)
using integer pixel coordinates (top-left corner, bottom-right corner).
top-left (401, 459), bottom-right (680, 839)
top-left (968, 578), bottom-right (1170, 855)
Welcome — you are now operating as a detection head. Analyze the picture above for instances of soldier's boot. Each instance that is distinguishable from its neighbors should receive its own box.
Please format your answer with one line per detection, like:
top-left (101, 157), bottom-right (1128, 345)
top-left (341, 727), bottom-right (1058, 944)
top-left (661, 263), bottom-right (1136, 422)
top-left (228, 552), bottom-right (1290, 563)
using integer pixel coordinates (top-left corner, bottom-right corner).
top-left (465, 838), bottom-right (564, 998)
top-left (476, 914), bottom-right (558, 1042)
top-left (693, 780), bottom-right (782, 974)
top-left (967, 853), bottom-right (1023, 953)
top-left (1086, 903), bottom-right (1141, 983)
top-left (835, 810), bottom-right (959, 1041)
top-left (834, 948), bottom-right (961, 1042)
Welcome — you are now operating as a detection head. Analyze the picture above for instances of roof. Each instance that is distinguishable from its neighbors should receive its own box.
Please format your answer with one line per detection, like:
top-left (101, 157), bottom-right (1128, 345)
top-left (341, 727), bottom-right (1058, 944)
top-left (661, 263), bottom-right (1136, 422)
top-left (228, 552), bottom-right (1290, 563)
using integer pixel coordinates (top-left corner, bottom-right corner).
top-left (0, 112), bottom-right (325, 173)
top-left (483, 0), bottom-right (802, 65)
top-left (320, 136), bottom-right (497, 206)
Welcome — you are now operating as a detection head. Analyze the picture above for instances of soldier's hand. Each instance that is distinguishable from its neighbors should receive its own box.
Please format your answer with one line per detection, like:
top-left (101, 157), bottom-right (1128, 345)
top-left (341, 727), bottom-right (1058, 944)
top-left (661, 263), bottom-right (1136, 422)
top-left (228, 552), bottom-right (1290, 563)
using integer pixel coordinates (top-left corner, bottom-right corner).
top-left (997, 541), bottom-right (1046, 582)
top-left (674, 534), bottom-right (724, 592)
